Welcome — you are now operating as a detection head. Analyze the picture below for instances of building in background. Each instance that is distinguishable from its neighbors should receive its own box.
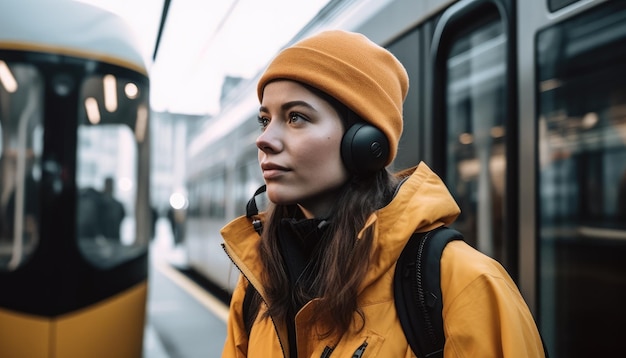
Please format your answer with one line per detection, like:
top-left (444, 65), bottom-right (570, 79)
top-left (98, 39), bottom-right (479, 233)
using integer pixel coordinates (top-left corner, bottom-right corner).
top-left (150, 111), bottom-right (205, 217)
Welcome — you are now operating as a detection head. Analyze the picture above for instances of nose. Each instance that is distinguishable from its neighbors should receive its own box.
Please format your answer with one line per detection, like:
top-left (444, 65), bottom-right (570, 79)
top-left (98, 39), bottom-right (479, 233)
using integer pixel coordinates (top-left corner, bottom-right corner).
top-left (256, 121), bottom-right (282, 154)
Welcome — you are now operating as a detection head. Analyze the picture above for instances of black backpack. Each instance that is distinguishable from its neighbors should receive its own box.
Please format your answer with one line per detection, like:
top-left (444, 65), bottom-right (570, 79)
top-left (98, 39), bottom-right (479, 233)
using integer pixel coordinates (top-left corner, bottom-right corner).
top-left (393, 226), bottom-right (463, 358)
top-left (394, 227), bottom-right (549, 358)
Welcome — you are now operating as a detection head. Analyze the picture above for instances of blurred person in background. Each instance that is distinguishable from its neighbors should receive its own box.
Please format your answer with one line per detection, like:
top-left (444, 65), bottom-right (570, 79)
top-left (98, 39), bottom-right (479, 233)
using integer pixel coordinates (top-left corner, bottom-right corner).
top-left (99, 177), bottom-right (125, 242)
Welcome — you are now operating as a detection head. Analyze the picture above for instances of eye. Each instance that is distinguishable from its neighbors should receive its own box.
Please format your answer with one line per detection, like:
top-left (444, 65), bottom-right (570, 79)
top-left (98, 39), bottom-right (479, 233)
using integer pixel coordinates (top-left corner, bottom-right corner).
top-left (257, 115), bottom-right (270, 130)
top-left (288, 112), bottom-right (307, 124)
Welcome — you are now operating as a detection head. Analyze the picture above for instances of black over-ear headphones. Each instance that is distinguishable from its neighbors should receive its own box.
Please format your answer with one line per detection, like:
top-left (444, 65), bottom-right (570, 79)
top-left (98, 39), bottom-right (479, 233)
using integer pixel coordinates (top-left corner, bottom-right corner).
top-left (341, 122), bottom-right (390, 174)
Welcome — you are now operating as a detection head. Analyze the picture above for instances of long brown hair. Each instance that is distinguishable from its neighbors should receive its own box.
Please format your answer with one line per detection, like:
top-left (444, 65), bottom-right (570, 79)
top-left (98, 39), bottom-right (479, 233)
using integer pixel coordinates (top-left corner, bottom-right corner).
top-left (253, 82), bottom-right (400, 337)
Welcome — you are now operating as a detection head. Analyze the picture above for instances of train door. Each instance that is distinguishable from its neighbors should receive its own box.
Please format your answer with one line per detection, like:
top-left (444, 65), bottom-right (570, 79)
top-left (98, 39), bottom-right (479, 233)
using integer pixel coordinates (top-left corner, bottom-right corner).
top-left (533, 1), bottom-right (626, 356)
top-left (431, 0), bottom-right (517, 275)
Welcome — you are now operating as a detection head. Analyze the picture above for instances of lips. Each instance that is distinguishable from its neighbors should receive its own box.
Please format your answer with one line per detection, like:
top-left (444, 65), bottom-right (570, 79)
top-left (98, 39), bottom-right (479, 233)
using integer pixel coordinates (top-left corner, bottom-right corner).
top-left (261, 162), bottom-right (290, 179)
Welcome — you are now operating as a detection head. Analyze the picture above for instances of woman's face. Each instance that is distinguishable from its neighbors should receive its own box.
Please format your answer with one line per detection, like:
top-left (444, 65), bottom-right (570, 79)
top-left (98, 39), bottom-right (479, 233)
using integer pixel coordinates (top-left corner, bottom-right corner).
top-left (257, 80), bottom-right (349, 218)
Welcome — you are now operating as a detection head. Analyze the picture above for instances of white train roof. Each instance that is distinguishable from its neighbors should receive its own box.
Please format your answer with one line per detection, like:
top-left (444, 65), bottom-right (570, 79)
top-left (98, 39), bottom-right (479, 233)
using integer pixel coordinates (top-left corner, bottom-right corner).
top-left (0, 0), bottom-right (147, 74)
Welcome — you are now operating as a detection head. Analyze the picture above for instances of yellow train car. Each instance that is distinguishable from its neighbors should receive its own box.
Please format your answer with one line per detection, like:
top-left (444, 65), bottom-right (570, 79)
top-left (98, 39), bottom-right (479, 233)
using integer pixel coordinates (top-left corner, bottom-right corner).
top-left (0, 1), bottom-right (151, 357)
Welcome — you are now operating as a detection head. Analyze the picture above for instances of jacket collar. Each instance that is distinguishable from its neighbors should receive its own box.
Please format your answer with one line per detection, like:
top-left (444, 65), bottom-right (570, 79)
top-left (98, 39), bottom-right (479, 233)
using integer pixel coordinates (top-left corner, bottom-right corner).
top-left (221, 161), bottom-right (461, 297)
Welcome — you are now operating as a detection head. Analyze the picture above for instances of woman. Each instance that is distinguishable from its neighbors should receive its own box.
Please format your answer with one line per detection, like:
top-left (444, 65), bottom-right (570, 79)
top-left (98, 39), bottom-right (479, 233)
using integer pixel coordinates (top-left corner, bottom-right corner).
top-left (220, 30), bottom-right (545, 357)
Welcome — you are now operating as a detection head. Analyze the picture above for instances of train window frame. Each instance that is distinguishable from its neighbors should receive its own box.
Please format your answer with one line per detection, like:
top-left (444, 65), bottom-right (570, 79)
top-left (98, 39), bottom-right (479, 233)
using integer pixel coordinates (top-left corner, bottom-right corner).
top-left (431, 0), bottom-right (518, 275)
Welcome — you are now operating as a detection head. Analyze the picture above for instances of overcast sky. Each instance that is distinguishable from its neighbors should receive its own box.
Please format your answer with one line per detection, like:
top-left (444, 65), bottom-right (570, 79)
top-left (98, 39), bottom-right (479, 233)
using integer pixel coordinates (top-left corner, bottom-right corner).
top-left (76, 0), bottom-right (330, 115)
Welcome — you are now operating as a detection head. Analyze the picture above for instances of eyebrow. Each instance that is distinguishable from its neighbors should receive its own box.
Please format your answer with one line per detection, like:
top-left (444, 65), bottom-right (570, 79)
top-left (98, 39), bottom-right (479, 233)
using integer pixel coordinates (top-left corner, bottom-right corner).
top-left (259, 100), bottom-right (317, 113)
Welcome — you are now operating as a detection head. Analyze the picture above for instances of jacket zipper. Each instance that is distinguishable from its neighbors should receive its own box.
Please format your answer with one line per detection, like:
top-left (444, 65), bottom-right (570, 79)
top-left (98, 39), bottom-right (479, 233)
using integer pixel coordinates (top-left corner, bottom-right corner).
top-left (320, 339), bottom-right (368, 358)
top-left (320, 346), bottom-right (334, 358)
top-left (221, 242), bottom-right (288, 358)
top-left (414, 231), bottom-right (439, 347)
top-left (352, 341), bottom-right (368, 358)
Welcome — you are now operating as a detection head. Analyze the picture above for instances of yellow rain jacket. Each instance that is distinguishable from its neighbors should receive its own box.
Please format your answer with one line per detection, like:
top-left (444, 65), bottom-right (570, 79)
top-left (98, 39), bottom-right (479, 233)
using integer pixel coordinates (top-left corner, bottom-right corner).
top-left (221, 162), bottom-right (545, 357)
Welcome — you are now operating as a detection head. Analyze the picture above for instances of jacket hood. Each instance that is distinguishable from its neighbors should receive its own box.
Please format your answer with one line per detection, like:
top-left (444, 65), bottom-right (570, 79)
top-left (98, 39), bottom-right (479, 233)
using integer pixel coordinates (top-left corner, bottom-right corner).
top-left (356, 162), bottom-right (460, 292)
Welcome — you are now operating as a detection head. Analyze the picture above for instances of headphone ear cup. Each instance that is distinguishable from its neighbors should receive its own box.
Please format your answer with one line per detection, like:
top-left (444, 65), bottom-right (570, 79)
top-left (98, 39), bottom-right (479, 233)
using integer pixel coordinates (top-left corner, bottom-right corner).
top-left (341, 123), bottom-right (390, 174)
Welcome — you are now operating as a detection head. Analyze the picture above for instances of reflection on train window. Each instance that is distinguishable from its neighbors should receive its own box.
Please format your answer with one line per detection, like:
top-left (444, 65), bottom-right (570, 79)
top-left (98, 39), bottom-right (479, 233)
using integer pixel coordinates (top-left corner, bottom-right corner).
top-left (444, 15), bottom-right (508, 265)
top-left (76, 74), bottom-right (148, 269)
top-left (0, 61), bottom-right (43, 271)
top-left (537, 2), bottom-right (626, 356)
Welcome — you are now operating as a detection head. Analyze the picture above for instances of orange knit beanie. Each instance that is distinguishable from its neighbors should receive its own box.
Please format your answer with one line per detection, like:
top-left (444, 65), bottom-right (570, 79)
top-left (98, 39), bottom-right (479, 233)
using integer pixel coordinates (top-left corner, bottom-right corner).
top-left (257, 30), bottom-right (409, 165)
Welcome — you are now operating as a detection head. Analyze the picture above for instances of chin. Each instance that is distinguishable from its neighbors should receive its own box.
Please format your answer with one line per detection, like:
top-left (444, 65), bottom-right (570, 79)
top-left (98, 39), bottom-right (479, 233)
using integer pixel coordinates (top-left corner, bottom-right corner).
top-left (265, 186), bottom-right (297, 206)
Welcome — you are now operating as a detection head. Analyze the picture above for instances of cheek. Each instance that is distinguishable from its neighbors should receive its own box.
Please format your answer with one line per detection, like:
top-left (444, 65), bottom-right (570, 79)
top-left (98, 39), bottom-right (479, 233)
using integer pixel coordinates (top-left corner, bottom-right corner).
top-left (303, 135), bottom-right (346, 174)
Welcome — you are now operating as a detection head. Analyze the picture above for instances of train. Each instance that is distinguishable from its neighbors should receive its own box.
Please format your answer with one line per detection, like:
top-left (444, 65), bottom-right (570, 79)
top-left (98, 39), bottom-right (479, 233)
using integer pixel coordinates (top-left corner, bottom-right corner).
top-left (0, 1), bottom-right (151, 357)
top-left (184, 0), bottom-right (626, 357)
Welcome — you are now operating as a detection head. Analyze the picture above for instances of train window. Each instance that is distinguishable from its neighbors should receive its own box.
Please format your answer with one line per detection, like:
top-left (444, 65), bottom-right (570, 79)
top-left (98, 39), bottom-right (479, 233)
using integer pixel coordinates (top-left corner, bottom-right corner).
top-left (189, 169), bottom-right (227, 220)
top-left (209, 172), bottom-right (227, 218)
top-left (234, 158), bottom-right (265, 217)
top-left (443, 15), bottom-right (509, 264)
top-left (549, 0), bottom-right (580, 13)
top-left (0, 61), bottom-right (43, 271)
top-left (76, 74), bottom-right (149, 269)
top-left (537, 2), bottom-right (626, 356)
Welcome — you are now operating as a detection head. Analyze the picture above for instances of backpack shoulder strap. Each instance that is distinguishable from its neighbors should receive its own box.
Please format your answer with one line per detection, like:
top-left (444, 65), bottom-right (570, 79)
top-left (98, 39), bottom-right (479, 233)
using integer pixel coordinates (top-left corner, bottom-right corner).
top-left (394, 226), bottom-right (464, 358)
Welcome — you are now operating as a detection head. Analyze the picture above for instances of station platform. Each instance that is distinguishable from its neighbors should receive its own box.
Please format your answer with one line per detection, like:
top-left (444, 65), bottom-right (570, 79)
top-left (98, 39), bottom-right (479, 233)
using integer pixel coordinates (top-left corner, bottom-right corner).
top-left (143, 219), bottom-right (229, 358)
